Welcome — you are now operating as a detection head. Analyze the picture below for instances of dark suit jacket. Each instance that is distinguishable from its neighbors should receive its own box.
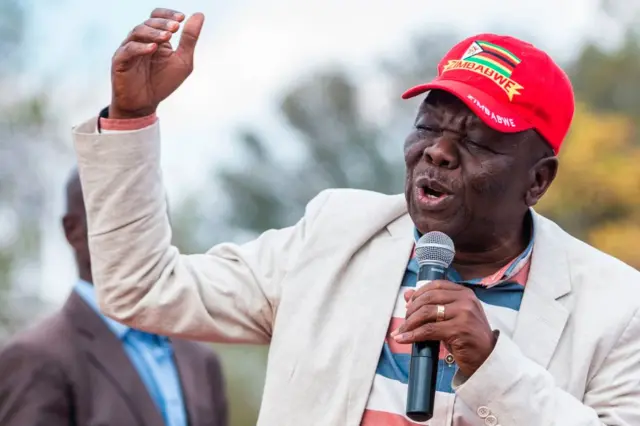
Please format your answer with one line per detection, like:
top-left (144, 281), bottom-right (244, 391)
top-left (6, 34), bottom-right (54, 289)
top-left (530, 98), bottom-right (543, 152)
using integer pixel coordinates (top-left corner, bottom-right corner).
top-left (0, 291), bottom-right (228, 426)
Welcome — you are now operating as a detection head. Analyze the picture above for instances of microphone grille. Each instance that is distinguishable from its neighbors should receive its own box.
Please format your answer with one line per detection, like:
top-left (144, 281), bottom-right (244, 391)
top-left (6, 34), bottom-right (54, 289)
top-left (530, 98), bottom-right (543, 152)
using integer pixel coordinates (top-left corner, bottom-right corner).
top-left (415, 231), bottom-right (455, 268)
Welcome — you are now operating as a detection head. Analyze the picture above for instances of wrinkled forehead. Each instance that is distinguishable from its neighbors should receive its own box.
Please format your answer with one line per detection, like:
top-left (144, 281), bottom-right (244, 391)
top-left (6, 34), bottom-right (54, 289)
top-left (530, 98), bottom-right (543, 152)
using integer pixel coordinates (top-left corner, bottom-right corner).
top-left (417, 90), bottom-right (487, 129)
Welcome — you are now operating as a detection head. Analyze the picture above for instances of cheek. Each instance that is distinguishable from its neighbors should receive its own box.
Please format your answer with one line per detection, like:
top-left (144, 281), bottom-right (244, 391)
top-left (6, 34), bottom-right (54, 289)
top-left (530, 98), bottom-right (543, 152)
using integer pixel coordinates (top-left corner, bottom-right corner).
top-left (404, 135), bottom-right (427, 166)
top-left (465, 160), bottom-right (515, 199)
top-left (403, 141), bottom-right (422, 193)
top-left (404, 169), bottom-right (414, 202)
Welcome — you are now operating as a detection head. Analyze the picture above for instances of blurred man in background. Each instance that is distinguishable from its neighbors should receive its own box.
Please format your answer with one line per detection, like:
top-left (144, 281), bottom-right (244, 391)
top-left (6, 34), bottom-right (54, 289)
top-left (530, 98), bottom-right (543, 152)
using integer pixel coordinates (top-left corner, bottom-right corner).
top-left (0, 169), bottom-right (228, 426)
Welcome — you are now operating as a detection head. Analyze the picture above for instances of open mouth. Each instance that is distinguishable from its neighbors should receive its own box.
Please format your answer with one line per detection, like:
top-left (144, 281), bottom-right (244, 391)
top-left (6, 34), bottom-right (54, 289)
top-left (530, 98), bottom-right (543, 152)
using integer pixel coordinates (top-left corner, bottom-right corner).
top-left (420, 185), bottom-right (447, 200)
top-left (415, 177), bottom-right (453, 208)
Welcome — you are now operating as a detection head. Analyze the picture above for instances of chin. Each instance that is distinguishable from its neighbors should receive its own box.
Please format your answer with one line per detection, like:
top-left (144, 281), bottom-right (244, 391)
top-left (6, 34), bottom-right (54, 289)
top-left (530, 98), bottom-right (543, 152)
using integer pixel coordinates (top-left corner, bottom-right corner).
top-left (414, 215), bottom-right (454, 237)
top-left (408, 195), bottom-right (455, 232)
top-left (409, 205), bottom-right (453, 237)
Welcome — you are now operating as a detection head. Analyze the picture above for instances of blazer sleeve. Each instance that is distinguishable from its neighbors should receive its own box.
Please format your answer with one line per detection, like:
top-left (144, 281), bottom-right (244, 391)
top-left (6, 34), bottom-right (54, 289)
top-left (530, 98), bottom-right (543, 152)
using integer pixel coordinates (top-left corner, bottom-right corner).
top-left (72, 117), bottom-right (332, 343)
top-left (452, 309), bottom-right (640, 426)
top-left (0, 342), bottom-right (72, 426)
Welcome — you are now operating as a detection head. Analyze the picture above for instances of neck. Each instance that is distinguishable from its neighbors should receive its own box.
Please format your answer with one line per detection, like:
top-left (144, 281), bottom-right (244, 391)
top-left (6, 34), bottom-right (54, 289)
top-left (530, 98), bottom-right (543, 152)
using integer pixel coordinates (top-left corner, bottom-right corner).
top-left (451, 214), bottom-right (531, 280)
top-left (78, 265), bottom-right (92, 285)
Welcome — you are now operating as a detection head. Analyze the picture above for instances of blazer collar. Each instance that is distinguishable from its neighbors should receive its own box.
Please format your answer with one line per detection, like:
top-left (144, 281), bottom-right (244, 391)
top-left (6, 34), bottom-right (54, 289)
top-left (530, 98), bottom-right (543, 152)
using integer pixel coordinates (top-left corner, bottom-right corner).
top-left (63, 292), bottom-right (165, 426)
top-left (64, 291), bottom-right (209, 425)
top-left (72, 280), bottom-right (130, 338)
top-left (510, 210), bottom-right (571, 368)
top-left (346, 194), bottom-right (416, 424)
top-left (171, 340), bottom-right (210, 426)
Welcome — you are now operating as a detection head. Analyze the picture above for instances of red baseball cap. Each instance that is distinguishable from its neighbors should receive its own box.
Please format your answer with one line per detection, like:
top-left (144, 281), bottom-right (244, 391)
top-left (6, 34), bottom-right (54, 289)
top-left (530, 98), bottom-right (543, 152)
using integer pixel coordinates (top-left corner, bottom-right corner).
top-left (402, 34), bottom-right (575, 154)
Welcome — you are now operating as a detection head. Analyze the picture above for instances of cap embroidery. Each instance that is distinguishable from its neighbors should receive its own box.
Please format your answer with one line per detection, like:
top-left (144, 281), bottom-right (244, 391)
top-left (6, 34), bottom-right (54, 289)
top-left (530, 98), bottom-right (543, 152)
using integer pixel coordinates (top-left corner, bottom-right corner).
top-left (466, 94), bottom-right (517, 128)
top-left (442, 40), bottom-right (524, 101)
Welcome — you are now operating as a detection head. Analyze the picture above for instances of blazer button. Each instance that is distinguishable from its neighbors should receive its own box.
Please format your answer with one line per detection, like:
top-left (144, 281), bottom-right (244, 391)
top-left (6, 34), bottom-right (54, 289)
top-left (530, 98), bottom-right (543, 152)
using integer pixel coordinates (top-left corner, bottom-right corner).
top-left (477, 406), bottom-right (490, 418)
top-left (484, 414), bottom-right (498, 426)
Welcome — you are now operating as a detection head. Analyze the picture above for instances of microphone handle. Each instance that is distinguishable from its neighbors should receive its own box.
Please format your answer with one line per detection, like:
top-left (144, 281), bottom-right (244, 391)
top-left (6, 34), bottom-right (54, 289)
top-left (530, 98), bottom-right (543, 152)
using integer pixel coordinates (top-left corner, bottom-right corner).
top-left (406, 263), bottom-right (445, 422)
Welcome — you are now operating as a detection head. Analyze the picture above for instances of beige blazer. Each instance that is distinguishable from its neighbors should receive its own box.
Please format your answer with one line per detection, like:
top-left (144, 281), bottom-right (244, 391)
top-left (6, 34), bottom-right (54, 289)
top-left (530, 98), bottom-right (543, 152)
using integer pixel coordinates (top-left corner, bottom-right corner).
top-left (73, 117), bottom-right (640, 426)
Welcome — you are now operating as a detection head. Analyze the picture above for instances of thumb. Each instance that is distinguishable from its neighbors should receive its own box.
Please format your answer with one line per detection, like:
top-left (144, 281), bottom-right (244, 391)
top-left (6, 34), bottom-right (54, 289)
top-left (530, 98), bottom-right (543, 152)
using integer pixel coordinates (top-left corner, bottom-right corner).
top-left (177, 12), bottom-right (205, 60)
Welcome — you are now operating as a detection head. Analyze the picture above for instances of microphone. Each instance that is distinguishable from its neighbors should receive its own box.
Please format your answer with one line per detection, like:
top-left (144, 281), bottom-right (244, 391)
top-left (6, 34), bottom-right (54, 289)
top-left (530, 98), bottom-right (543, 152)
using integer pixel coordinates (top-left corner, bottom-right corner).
top-left (406, 231), bottom-right (455, 422)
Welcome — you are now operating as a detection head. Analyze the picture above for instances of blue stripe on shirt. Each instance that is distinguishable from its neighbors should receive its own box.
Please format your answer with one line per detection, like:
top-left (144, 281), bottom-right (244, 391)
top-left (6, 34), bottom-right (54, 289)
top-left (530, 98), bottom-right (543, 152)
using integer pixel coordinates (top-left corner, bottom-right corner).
top-left (375, 344), bottom-right (456, 393)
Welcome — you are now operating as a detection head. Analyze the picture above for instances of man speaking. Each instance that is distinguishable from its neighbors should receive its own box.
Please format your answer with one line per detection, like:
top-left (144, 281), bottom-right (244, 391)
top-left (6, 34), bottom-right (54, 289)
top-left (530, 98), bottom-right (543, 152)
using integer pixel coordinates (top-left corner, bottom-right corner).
top-left (72, 8), bottom-right (640, 426)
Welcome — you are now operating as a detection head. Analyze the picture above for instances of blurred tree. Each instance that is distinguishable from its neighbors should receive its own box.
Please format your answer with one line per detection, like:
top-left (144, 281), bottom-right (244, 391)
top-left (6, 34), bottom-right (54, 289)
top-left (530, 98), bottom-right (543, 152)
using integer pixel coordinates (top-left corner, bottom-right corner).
top-left (0, 0), bottom-right (54, 340)
top-left (569, 34), bottom-right (640, 116)
top-left (537, 103), bottom-right (640, 268)
top-left (0, 0), bottom-right (24, 70)
top-left (600, 0), bottom-right (640, 37)
top-left (217, 69), bottom-right (405, 234)
top-left (544, 2), bottom-right (640, 267)
top-left (214, 33), bottom-right (457, 235)
top-left (570, 1), bottom-right (640, 116)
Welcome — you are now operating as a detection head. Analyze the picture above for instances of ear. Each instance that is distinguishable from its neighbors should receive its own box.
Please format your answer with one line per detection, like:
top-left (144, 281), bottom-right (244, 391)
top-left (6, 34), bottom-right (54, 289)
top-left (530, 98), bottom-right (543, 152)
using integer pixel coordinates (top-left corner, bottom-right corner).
top-left (525, 156), bottom-right (558, 207)
top-left (62, 214), bottom-right (80, 246)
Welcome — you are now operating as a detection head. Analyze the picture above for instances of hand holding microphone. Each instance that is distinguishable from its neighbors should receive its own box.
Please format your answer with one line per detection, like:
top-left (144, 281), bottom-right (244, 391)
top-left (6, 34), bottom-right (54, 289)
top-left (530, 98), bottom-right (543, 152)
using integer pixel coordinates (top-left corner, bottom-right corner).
top-left (396, 232), bottom-right (497, 421)
top-left (110, 8), bottom-right (205, 120)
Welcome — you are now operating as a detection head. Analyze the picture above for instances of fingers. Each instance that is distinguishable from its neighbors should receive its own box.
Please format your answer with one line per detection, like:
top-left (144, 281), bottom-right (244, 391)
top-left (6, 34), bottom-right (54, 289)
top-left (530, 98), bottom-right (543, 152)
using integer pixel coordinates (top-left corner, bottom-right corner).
top-left (403, 289), bottom-right (415, 303)
top-left (125, 23), bottom-right (173, 45)
top-left (396, 302), bottom-right (457, 335)
top-left (150, 8), bottom-right (185, 21)
top-left (176, 13), bottom-right (205, 59)
top-left (113, 42), bottom-right (157, 68)
top-left (392, 302), bottom-right (458, 342)
top-left (403, 280), bottom-right (464, 304)
top-left (144, 18), bottom-right (181, 33)
top-left (115, 10), bottom-right (204, 71)
top-left (410, 279), bottom-right (465, 301)
top-left (404, 280), bottom-right (457, 303)
top-left (123, 9), bottom-right (187, 46)
top-left (395, 321), bottom-right (449, 343)
top-left (405, 289), bottom-right (460, 318)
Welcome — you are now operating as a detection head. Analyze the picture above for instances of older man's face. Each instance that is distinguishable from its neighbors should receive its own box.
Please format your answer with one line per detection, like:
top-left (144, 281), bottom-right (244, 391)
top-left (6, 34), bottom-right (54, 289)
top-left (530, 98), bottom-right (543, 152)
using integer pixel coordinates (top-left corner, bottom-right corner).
top-left (404, 90), bottom-right (535, 250)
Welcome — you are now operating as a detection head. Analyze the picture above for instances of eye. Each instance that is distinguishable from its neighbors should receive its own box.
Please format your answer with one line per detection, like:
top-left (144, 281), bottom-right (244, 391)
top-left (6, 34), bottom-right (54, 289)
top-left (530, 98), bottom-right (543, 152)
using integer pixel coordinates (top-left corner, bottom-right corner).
top-left (415, 124), bottom-right (439, 135)
top-left (464, 138), bottom-right (497, 154)
top-left (465, 138), bottom-right (484, 148)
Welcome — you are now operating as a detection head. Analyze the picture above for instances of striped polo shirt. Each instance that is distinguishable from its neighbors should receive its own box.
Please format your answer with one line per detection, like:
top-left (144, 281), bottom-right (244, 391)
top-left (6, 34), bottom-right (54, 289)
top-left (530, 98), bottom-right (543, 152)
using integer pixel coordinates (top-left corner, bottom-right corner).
top-left (361, 227), bottom-right (534, 425)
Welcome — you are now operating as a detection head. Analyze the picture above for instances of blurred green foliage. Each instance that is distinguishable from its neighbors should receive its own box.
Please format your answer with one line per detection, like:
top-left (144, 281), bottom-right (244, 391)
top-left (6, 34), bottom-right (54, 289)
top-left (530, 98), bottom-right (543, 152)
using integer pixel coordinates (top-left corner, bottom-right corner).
top-left (0, 0), bottom-right (52, 340)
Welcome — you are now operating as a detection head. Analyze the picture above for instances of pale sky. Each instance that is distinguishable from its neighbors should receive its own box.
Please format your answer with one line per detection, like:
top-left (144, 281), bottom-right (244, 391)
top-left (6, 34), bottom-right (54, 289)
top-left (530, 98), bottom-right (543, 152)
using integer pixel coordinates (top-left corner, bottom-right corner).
top-left (22, 0), bottom-right (610, 303)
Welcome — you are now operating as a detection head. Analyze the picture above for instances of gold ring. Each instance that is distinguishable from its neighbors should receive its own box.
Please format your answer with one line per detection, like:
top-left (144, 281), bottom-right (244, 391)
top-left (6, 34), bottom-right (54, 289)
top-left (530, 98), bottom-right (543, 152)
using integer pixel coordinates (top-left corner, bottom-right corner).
top-left (436, 305), bottom-right (446, 322)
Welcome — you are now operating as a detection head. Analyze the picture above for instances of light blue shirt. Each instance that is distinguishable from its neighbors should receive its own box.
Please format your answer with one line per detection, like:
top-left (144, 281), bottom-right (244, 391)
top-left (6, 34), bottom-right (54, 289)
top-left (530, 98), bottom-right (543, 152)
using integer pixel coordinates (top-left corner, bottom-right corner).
top-left (75, 280), bottom-right (187, 426)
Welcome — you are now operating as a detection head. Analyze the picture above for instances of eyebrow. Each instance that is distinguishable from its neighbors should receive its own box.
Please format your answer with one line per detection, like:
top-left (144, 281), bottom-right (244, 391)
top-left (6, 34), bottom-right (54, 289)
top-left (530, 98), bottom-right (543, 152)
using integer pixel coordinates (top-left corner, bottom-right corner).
top-left (418, 100), bottom-right (485, 129)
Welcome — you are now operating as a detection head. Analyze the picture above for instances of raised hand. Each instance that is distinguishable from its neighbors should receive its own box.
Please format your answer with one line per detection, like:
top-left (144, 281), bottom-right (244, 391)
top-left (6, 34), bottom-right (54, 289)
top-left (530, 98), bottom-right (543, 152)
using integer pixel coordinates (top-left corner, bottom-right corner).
top-left (109, 8), bottom-right (205, 119)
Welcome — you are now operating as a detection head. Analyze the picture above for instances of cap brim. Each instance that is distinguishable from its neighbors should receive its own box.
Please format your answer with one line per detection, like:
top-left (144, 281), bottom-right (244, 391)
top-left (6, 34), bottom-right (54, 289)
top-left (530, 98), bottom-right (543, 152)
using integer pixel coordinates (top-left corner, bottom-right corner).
top-left (401, 79), bottom-right (532, 134)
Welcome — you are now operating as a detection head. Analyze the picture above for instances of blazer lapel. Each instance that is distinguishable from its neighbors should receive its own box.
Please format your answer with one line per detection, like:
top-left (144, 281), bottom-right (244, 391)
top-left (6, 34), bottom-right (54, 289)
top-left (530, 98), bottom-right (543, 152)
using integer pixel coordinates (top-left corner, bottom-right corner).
top-left (172, 340), bottom-right (205, 426)
top-left (511, 211), bottom-right (571, 369)
top-left (347, 195), bottom-right (415, 425)
top-left (64, 292), bottom-right (165, 426)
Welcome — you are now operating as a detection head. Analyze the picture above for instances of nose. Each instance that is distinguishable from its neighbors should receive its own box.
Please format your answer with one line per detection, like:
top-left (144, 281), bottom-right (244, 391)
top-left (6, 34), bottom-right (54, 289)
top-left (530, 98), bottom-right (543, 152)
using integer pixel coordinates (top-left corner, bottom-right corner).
top-left (423, 136), bottom-right (459, 169)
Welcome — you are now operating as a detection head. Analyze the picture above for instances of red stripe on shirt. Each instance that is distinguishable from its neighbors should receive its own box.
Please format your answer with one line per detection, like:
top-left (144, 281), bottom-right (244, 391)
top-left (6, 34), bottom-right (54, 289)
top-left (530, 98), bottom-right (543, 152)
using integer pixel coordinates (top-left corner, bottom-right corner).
top-left (100, 113), bottom-right (157, 131)
top-left (361, 409), bottom-right (425, 426)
